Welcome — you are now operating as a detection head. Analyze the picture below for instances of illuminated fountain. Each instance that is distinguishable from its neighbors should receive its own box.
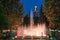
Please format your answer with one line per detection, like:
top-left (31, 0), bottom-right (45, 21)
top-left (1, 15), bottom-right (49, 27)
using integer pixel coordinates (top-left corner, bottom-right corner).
top-left (16, 6), bottom-right (47, 38)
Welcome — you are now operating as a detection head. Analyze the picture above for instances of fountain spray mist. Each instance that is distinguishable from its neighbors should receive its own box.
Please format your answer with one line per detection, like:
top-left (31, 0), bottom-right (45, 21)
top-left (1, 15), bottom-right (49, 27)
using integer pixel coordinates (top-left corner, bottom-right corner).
top-left (16, 9), bottom-right (47, 38)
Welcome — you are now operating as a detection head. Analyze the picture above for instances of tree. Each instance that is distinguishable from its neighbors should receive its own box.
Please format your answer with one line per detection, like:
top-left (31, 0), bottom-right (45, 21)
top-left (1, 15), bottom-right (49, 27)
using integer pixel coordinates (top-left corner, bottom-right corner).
top-left (23, 14), bottom-right (30, 26)
top-left (0, 0), bottom-right (24, 29)
top-left (0, 3), bottom-right (9, 30)
top-left (44, 0), bottom-right (60, 29)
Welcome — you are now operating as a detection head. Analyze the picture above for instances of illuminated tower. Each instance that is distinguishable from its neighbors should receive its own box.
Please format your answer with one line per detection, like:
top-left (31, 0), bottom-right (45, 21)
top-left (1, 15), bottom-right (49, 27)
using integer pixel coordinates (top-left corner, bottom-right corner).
top-left (34, 6), bottom-right (38, 25)
top-left (34, 6), bottom-right (38, 16)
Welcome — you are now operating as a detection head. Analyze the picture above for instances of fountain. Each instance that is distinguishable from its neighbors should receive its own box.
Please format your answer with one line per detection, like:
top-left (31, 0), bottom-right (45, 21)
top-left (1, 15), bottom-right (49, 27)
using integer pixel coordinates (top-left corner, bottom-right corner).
top-left (16, 6), bottom-right (47, 39)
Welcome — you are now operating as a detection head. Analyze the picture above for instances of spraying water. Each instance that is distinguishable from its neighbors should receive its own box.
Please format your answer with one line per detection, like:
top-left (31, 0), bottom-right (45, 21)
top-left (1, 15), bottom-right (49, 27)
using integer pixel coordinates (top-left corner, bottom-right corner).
top-left (16, 9), bottom-right (47, 37)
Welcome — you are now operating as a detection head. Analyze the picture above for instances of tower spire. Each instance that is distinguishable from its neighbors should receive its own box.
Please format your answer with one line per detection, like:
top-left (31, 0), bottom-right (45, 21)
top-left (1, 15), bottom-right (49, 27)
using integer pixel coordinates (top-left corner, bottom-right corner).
top-left (34, 6), bottom-right (38, 14)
